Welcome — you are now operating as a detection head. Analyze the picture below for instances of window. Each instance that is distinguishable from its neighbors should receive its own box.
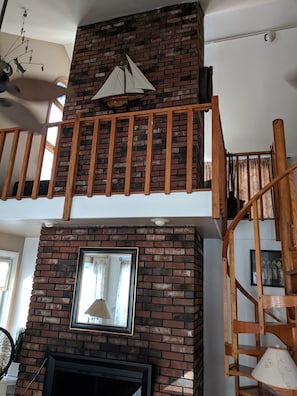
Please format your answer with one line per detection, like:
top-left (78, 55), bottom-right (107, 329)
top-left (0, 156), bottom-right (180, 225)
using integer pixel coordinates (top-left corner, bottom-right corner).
top-left (0, 251), bottom-right (19, 329)
top-left (0, 258), bottom-right (11, 291)
top-left (40, 77), bottom-right (67, 180)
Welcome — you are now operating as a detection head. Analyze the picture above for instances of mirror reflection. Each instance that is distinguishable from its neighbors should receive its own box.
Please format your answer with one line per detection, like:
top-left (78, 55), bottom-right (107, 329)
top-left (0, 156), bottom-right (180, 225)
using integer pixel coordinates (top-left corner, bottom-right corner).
top-left (70, 247), bottom-right (138, 335)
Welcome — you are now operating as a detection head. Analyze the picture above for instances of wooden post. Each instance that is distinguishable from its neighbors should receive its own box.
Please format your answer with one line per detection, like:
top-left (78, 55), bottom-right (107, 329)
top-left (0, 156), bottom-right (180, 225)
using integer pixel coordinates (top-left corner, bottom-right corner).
top-left (273, 119), bottom-right (293, 270)
top-left (211, 96), bottom-right (221, 219)
top-left (273, 119), bottom-right (297, 358)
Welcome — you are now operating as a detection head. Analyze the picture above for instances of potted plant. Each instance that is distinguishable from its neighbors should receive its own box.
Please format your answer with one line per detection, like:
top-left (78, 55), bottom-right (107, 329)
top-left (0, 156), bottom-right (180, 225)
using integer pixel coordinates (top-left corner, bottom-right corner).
top-left (7, 328), bottom-right (25, 377)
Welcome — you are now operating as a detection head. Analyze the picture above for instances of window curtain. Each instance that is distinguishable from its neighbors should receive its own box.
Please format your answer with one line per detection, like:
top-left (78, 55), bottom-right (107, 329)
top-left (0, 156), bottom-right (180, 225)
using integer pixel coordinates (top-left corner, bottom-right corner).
top-left (236, 157), bottom-right (273, 218)
top-left (78, 256), bottom-right (109, 323)
top-left (204, 156), bottom-right (274, 218)
top-left (114, 258), bottom-right (131, 327)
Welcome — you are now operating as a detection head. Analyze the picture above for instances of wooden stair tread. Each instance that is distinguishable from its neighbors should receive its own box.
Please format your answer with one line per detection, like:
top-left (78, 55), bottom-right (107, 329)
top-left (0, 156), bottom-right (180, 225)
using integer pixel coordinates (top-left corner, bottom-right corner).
top-left (234, 320), bottom-right (295, 333)
top-left (239, 385), bottom-right (279, 396)
top-left (225, 343), bottom-right (265, 356)
top-left (229, 363), bottom-right (254, 378)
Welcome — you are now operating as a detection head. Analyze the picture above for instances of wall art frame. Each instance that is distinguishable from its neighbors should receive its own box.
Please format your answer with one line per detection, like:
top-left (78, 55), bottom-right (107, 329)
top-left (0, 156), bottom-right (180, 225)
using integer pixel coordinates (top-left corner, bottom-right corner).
top-left (250, 249), bottom-right (284, 287)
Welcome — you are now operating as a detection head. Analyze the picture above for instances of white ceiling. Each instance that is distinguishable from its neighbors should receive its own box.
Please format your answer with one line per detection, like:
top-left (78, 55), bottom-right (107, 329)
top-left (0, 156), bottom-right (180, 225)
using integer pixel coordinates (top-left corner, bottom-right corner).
top-left (1, 0), bottom-right (297, 47)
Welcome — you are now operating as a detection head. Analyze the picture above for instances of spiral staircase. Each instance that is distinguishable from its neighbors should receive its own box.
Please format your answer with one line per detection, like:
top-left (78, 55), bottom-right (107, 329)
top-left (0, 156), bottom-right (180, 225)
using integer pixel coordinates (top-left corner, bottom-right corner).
top-left (223, 119), bottom-right (297, 396)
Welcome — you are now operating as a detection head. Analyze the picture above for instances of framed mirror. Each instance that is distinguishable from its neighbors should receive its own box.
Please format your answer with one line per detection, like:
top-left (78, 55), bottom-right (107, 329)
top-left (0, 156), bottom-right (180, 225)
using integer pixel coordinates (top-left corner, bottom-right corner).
top-left (70, 247), bottom-right (139, 335)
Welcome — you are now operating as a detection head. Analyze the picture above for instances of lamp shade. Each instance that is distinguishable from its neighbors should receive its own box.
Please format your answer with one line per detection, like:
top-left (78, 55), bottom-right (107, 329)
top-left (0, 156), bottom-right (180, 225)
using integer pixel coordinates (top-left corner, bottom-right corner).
top-left (85, 299), bottom-right (112, 319)
top-left (252, 346), bottom-right (297, 390)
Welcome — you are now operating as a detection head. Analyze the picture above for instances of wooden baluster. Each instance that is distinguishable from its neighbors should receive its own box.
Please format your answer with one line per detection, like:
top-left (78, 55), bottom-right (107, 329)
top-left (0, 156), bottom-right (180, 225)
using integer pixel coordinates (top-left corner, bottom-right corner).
top-left (32, 133), bottom-right (47, 199)
top-left (257, 154), bottom-right (264, 220)
top-left (253, 200), bottom-right (265, 334)
top-left (17, 131), bottom-right (33, 199)
top-left (0, 130), bottom-right (6, 162)
top-left (0, 131), bottom-right (7, 199)
top-left (105, 117), bottom-right (116, 197)
top-left (1, 129), bottom-right (20, 200)
top-left (144, 113), bottom-right (153, 195)
top-left (246, 155), bottom-right (251, 201)
top-left (48, 123), bottom-right (63, 199)
top-left (87, 119), bottom-right (100, 197)
top-left (235, 154), bottom-right (240, 213)
top-left (63, 114), bottom-right (81, 221)
top-left (289, 170), bottom-right (297, 247)
top-left (124, 115), bottom-right (135, 196)
top-left (165, 110), bottom-right (173, 194)
top-left (223, 255), bottom-right (230, 377)
top-left (229, 231), bottom-right (239, 361)
top-left (186, 108), bottom-right (193, 193)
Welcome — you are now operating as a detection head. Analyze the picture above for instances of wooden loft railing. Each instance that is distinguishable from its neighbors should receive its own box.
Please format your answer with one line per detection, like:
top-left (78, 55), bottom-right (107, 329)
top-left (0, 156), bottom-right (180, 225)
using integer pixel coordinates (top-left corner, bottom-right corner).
top-left (0, 97), bottom-right (227, 224)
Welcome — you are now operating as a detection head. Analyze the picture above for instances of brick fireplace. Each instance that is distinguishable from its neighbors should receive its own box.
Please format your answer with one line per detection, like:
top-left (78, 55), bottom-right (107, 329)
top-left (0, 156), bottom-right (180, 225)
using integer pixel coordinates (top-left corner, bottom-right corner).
top-left (15, 3), bottom-right (205, 395)
top-left (16, 226), bottom-right (203, 395)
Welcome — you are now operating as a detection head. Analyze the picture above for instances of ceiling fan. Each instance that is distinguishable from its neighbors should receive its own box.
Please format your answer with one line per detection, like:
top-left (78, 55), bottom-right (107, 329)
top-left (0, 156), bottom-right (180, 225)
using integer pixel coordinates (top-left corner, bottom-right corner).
top-left (0, 0), bottom-right (68, 133)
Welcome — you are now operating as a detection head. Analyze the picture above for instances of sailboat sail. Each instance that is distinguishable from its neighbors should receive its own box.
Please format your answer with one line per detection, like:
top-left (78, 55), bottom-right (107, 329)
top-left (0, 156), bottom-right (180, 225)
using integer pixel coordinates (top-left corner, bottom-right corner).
top-left (92, 66), bottom-right (125, 100)
top-left (124, 66), bottom-right (144, 94)
top-left (92, 54), bottom-right (155, 102)
top-left (126, 54), bottom-right (155, 91)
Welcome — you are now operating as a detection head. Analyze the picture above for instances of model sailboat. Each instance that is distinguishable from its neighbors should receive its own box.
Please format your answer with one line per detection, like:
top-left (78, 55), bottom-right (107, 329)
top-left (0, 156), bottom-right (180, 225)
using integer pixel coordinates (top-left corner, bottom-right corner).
top-left (92, 54), bottom-right (156, 108)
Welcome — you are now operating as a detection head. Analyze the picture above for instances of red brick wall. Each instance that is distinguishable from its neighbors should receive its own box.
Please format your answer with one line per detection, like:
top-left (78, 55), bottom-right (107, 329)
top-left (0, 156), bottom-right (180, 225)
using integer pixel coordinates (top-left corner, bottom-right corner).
top-left (16, 225), bottom-right (203, 396)
top-left (53, 3), bottom-right (205, 194)
top-left (63, 3), bottom-right (204, 118)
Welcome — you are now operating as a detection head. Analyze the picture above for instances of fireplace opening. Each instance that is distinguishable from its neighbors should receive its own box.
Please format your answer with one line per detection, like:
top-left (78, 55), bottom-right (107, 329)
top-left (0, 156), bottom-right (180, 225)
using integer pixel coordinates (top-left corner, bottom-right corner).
top-left (43, 353), bottom-right (152, 396)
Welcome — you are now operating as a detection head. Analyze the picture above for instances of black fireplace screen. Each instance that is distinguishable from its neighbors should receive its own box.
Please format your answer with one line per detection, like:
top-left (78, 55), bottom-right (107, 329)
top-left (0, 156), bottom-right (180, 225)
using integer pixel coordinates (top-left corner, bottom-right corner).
top-left (43, 354), bottom-right (152, 396)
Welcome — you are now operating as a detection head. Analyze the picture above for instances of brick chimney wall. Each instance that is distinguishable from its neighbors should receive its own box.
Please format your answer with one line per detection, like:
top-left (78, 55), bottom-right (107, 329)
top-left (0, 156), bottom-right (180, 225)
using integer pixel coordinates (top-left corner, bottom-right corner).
top-left (53, 2), bottom-right (205, 193)
top-left (63, 2), bottom-right (204, 118)
top-left (15, 3), bottom-right (205, 395)
top-left (16, 226), bottom-right (203, 396)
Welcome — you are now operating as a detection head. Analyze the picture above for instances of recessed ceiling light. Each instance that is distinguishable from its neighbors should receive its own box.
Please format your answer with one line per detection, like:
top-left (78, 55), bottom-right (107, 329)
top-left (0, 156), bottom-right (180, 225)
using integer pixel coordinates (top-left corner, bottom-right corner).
top-left (151, 218), bottom-right (168, 227)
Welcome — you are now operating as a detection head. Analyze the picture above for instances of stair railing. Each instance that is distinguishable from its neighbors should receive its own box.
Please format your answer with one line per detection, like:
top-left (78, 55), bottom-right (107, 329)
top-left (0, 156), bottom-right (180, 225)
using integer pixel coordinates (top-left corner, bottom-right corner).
top-left (223, 161), bottom-right (297, 379)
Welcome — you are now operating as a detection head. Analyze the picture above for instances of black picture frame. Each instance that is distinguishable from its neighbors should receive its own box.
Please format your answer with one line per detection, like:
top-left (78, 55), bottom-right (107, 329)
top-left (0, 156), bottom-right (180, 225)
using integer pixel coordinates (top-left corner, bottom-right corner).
top-left (250, 249), bottom-right (284, 287)
top-left (70, 247), bottom-right (139, 335)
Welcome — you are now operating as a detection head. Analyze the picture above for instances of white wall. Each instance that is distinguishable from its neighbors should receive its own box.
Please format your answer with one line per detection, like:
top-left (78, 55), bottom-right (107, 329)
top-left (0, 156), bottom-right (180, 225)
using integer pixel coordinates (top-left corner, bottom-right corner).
top-left (204, 220), bottom-right (283, 395)
top-left (204, 237), bottom-right (235, 396)
top-left (9, 237), bottom-right (39, 340)
top-left (204, 26), bottom-right (297, 160)
top-left (0, 232), bottom-right (24, 253)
